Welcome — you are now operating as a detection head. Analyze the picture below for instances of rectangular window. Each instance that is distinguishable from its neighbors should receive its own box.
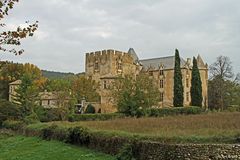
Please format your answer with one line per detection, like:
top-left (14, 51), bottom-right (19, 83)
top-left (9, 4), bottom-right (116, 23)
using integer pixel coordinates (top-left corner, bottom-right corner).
top-left (47, 100), bottom-right (50, 105)
top-left (160, 92), bottom-right (164, 102)
top-left (149, 71), bottom-right (153, 76)
top-left (94, 61), bottom-right (99, 71)
top-left (186, 78), bottom-right (189, 88)
top-left (117, 61), bottom-right (122, 70)
top-left (160, 70), bottom-right (164, 76)
top-left (186, 92), bottom-right (189, 102)
top-left (160, 80), bottom-right (164, 88)
top-left (103, 80), bottom-right (107, 89)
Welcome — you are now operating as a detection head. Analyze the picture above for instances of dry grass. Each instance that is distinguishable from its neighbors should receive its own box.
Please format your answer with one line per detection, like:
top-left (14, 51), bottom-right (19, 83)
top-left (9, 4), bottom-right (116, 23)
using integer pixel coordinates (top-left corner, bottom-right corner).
top-left (49, 112), bottom-right (240, 139)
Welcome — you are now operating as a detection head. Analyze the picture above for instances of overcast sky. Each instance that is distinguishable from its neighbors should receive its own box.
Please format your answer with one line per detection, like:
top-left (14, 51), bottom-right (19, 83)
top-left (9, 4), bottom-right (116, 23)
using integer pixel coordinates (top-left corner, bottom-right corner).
top-left (1, 0), bottom-right (240, 74)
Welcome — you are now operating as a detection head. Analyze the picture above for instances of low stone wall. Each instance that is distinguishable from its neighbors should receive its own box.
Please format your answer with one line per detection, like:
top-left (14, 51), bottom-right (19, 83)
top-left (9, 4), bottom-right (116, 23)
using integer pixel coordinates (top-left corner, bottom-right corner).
top-left (135, 141), bottom-right (240, 160)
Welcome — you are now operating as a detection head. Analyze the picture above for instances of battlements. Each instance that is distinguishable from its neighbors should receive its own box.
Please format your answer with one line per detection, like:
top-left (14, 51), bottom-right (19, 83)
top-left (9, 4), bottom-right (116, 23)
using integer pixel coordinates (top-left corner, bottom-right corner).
top-left (85, 49), bottom-right (134, 65)
top-left (86, 49), bottom-right (130, 57)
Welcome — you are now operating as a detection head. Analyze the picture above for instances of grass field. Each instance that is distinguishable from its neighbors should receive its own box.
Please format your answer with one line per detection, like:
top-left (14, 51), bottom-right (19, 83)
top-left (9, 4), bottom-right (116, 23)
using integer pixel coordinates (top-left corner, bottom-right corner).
top-left (35, 112), bottom-right (240, 143)
top-left (0, 131), bottom-right (115, 160)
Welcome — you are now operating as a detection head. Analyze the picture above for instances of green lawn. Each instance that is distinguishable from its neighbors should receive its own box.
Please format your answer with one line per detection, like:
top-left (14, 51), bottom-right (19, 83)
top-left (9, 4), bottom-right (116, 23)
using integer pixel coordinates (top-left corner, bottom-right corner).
top-left (0, 132), bottom-right (115, 160)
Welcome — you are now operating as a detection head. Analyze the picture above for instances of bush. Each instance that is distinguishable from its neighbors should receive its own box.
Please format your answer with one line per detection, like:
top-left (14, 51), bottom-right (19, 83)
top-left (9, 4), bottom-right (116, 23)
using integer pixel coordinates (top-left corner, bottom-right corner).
top-left (35, 107), bottom-right (69, 122)
top-left (40, 124), bottom-right (68, 141)
top-left (0, 99), bottom-right (22, 126)
top-left (41, 124), bottom-right (58, 140)
top-left (85, 104), bottom-right (95, 114)
top-left (116, 144), bottom-right (135, 160)
top-left (67, 126), bottom-right (90, 145)
top-left (23, 112), bottom-right (39, 124)
top-left (71, 113), bottom-right (125, 121)
top-left (145, 106), bottom-right (203, 117)
top-left (226, 106), bottom-right (240, 112)
top-left (2, 120), bottom-right (25, 130)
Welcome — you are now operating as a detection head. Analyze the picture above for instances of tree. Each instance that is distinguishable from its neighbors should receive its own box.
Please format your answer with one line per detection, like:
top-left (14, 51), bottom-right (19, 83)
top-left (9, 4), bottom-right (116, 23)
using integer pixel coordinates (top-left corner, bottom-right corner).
top-left (14, 73), bottom-right (39, 116)
top-left (112, 74), bottom-right (160, 116)
top-left (173, 49), bottom-right (184, 107)
top-left (208, 56), bottom-right (235, 110)
top-left (0, 0), bottom-right (38, 55)
top-left (71, 76), bottom-right (100, 103)
top-left (190, 57), bottom-right (203, 107)
top-left (0, 62), bottom-right (43, 99)
top-left (45, 79), bottom-right (72, 108)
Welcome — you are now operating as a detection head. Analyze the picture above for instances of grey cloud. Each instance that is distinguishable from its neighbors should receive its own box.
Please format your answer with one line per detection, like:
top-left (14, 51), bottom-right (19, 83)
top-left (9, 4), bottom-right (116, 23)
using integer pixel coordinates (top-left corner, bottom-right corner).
top-left (0, 0), bottom-right (239, 74)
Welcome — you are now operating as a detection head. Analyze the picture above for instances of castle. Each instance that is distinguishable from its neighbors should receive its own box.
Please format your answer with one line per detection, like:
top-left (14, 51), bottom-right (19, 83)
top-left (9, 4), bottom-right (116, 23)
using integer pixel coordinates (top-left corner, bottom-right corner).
top-left (85, 48), bottom-right (208, 113)
top-left (8, 48), bottom-right (208, 113)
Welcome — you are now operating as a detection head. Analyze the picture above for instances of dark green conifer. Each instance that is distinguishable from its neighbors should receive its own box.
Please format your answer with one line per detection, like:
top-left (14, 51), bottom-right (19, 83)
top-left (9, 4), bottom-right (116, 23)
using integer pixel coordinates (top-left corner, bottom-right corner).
top-left (173, 49), bottom-right (184, 107)
top-left (191, 57), bottom-right (203, 107)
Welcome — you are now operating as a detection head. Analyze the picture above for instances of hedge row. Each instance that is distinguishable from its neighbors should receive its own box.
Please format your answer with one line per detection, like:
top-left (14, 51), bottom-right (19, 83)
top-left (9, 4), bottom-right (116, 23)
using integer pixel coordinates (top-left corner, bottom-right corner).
top-left (3, 120), bottom-right (240, 160)
top-left (145, 106), bottom-right (204, 117)
top-left (70, 113), bottom-right (126, 121)
top-left (2, 120), bottom-right (128, 154)
top-left (70, 107), bottom-right (203, 121)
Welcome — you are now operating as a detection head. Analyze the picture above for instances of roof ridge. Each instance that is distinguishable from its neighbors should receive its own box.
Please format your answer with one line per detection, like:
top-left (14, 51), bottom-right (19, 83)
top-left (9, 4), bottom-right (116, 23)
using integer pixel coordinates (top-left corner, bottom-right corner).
top-left (140, 55), bottom-right (174, 61)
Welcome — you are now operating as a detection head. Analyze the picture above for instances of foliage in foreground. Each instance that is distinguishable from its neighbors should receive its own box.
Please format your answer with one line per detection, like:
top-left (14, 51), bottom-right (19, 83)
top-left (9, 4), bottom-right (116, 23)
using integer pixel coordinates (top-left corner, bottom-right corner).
top-left (0, 99), bottom-right (22, 126)
top-left (2, 112), bottom-right (240, 159)
top-left (116, 144), bottom-right (135, 160)
top-left (0, 133), bottom-right (114, 160)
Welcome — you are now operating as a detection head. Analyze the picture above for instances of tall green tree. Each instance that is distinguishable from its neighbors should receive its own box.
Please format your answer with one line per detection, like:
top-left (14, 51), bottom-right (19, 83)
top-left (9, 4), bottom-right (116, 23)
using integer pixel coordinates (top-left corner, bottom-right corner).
top-left (173, 49), bottom-right (184, 107)
top-left (190, 57), bottom-right (202, 107)
top-left (112, 74), bottom-right (160, 116)
top-left (14, 74), bottom-right (39, 116)
top-left (71, 76), bottom-right (100, 103)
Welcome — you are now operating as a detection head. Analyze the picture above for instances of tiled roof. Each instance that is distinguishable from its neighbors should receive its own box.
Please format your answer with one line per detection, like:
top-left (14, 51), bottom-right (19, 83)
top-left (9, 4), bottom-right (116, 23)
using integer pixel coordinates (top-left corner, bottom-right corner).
top-left (139, 56), bottom-right (186, 70)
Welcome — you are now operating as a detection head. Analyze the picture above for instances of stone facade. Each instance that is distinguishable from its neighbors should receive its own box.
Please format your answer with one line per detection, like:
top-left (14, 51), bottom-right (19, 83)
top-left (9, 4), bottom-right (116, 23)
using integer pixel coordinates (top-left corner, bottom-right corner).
top-left (85, 48), bottom-right (208, 112)
top-left (9, 80), bottom-right (22, 104)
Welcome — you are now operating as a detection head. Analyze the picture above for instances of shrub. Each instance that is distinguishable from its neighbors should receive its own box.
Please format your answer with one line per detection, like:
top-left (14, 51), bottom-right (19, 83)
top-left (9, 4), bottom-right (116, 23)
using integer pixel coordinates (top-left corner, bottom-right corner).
top-left (71, 113), bottom-right (125, 121)
top-left (41, 124), bottom-right (58, 140)
top-left (2, 120), bottom-right (25, 130)
top-left (67, 126), bottom-right (90, 145)
top-left (226, 106), bottom-right (240, 112)
top-left (116, 144), bottom-right (135, 160)
top-left (85, 104), bottom-right (95, 114)
top-left (145, 106), bottom-right (203, 117)
top-left (0, 99), bottom-right (22, 126)
top-left (23, 112), bottom-right (39, 124)
top-left (67, 114), bottom-right (75, 122)
top-left (35, 107), bottom-right (69, 122)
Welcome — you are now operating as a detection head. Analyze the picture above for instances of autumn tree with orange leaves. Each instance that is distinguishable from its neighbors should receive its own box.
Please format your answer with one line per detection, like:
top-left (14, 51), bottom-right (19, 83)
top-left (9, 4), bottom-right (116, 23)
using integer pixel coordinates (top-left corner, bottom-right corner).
top-left (0, 0), bottom-right (38, 55)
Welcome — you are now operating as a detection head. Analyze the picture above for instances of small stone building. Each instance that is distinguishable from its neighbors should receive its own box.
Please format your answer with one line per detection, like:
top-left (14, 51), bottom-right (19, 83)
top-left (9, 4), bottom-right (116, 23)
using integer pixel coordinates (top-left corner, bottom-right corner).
top-left (9, 80), bottom-right (65, 108)
top-left (85, 48), bottom-right (208, 113)
top-left (9, 80), bottom-right (22, 104)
